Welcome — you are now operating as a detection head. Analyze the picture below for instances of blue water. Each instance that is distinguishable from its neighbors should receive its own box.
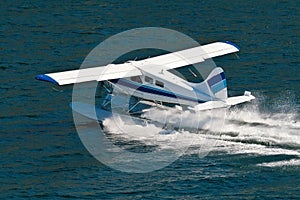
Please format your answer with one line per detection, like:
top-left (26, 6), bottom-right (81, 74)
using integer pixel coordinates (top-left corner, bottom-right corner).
top-left (1, 1), bottom-right (300, 199)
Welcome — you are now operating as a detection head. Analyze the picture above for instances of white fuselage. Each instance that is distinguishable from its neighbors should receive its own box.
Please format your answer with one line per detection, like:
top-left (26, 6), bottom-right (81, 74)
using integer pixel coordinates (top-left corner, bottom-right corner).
top-left (111, 60), bottom-right (213, 106)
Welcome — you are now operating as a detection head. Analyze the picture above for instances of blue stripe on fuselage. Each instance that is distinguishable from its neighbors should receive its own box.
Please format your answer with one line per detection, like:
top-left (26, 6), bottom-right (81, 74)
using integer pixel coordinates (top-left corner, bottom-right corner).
top-left (110, 79), bottom-right (205, 103)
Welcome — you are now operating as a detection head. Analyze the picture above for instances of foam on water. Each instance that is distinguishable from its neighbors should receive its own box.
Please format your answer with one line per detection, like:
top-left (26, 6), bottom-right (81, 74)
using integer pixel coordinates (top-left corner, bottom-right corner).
top-left (102, 97), bottom-right (300, 167)
top-left (258, 159), bottom-right (300, 167)
top-left (102, 115), bottom-right (208, 151)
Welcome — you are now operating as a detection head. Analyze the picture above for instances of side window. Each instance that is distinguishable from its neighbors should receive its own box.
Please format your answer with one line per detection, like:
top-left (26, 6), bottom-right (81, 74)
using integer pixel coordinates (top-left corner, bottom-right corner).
top-left (155, 80), bottom-right (164, 88)
top-left (130, 76), bottom-right (142, 83)
top-left (145, 76), bottom-right (153, 84)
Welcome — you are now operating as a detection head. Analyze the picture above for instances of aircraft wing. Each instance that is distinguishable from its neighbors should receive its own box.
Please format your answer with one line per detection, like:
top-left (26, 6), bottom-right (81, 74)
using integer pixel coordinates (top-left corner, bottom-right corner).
top-left (35, 41), bottom-right (238, 85)
top-left (139, 41), bottom-right (239, 70)
top-left (35, 63), bottom-right (142, 85)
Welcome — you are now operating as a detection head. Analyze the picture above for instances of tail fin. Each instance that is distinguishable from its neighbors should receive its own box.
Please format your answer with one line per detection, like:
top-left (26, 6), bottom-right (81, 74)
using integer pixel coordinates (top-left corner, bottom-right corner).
top-left (205, 67), bottom-right (228, 101)
top-left (190, 67), bottom-right (228, 102)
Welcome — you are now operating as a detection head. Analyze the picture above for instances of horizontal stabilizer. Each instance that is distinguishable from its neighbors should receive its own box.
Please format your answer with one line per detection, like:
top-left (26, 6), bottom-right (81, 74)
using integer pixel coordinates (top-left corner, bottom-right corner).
top-left (35, 63), bottom-right (142, 85)
top-left (189, 91), bottom-right (255, 111)
top-left (226, 91), bottom-right (255, 106)
top-left (189, 101), bottom-right (227, 111)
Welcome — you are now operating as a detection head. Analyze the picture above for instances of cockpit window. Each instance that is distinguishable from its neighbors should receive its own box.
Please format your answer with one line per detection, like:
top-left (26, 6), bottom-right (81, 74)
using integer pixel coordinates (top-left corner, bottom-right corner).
top-left (155, 80), bottom-right (164, 88)
top-left (130, 76), bottom-right (142, 83)
top-left (145, 76), bottom-right (153, 84)
top-left (168, 65), bottom-right (204, 83)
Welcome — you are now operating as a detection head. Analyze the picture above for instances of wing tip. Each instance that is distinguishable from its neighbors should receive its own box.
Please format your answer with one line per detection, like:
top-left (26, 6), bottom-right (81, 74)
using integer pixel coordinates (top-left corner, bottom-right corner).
top-left (222, 41), bottom-right (240, 51)
top-left (35, 74), bottom-right (59, 85)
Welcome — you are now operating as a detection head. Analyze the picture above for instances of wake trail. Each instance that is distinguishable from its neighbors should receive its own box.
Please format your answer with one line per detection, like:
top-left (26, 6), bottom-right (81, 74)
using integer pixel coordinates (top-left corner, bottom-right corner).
top-left (193, 100), bottom-right (300, 167)
top-left (102, 98), bottom-right (300, 167)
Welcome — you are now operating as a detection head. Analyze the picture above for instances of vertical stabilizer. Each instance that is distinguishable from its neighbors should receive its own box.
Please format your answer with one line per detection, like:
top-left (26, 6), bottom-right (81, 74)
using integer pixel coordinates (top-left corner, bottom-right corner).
top-left (205, 67), bottom-right (228, 101)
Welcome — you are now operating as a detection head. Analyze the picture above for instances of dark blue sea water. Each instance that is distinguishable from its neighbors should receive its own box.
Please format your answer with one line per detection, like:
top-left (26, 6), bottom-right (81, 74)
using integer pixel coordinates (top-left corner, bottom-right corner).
top-left (1, 1), bottom-right (300, 199)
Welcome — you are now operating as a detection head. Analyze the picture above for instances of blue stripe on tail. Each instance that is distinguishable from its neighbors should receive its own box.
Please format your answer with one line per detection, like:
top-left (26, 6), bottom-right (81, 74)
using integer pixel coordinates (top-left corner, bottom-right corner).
top-left (211, 79), bottom-right (227, 94)
top-left (207, 72), bottom-right (225, 87)
top-left (205, 67), bottom-right (227, 100)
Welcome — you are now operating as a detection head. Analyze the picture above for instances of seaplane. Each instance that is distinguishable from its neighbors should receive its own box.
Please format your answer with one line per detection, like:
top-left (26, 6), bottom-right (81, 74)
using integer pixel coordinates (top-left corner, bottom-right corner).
top-left (36, 41), bottom-right (255, 127)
